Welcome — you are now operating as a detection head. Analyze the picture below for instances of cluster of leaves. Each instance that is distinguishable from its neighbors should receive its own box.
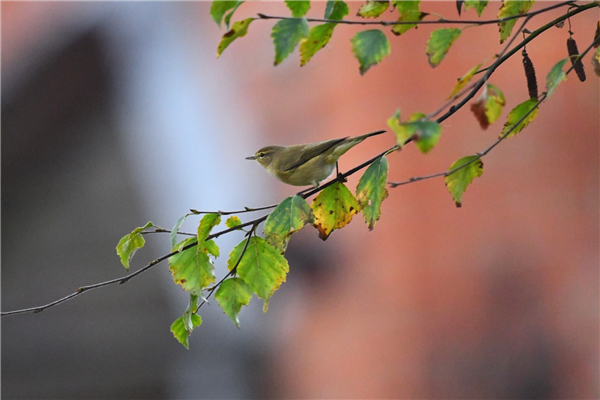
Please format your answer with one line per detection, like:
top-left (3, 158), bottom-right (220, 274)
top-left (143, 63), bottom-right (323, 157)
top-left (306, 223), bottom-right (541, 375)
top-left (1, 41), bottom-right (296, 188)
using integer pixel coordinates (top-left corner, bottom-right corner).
top-left (117, 155), bottom-right (390, 348)
top-left (214, 0), bottom-right (536, 74)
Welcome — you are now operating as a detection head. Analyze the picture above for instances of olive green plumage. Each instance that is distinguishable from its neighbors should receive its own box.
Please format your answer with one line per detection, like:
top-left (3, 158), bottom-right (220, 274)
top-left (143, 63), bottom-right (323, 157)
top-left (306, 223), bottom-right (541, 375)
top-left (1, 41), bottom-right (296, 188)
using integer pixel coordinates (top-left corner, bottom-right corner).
top-left (245, 130), bottom-right (386, 187)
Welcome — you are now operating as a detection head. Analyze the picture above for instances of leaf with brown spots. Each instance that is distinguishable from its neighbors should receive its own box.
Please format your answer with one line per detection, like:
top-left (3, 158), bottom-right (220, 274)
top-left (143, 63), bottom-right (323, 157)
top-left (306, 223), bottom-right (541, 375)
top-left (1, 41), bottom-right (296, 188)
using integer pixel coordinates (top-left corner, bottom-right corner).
top-left (311, 182), bottom-right (359, 240)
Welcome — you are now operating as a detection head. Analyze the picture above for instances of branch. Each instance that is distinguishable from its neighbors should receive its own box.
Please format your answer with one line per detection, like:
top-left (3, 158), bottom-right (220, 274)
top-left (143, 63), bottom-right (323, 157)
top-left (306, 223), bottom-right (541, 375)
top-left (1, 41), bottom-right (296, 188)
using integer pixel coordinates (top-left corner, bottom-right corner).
top-left (256, 1), bottom-right (575, 27)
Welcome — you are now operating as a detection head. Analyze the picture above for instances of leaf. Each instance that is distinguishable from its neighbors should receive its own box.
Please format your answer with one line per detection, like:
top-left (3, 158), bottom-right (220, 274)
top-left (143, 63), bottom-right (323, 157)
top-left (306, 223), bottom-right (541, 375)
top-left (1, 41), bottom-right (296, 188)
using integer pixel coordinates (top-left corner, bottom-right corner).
top-left (227, 236), bottom-right (289, 309)
top-left (169, 237), bottom-right (216, 295)
top-left (272, 18), bottom-right (310, 66)
top-left (263, 196), bottom-right (314, 253)
top-left (470, 83), bottom-right (505, 129)
top-left (501, 98), bottom-right (539, 138)
top-left (116, 221), bottom-right (154, 270)
top-left (171, 214), bottom-right (189, 249)
top-left (324, 0), bottom-right (349, 20)
top-left (215, 277), bottom-right (253, 328)
top-left (225, 215), bottom-right (242, 229)
top-left (311, 182), bottom-right (359, 240)
top-left (391, 1), bottom-right (425, 36)
top-left (210, 1), bottom-right (240, 28)
top-left (201, 239), bottom-right (220, 258)
top-left (448, 63), bottom-right (481, 99)
top-left (197, 213), bottom-right (221, 246)
top-left (387, 109), bottom-right (409, 148)
top-left (357, 0), bottom-right (389, 18)
top-left (426, 28), bottom-right (461, 67)
top-left (223, 1), bottom-right (244, 30)
top-left (217, 18), bottom-right (255, 58)
top-left (182, 294), bottom-right (199, 334)
top-left (498, 0), bottom-right (534, 44)
top-left (171, 313), bottom-right (201, 350)
top-left (593, 47), bottom-right (600, 78)
top-left (356, 156), bottom-right (389, 230)
top-left (407, 120), bottom-right (442, 154)
top-left (351, 29), bottom-right (391, 75)
top-left (300, 23), bottom-right (337, 66)
top-left (445, 156), bottom-right (483, 207)
top-left (545, 58), bottom-right (569, 100)
top-left (464, 0), bottom-right (488, 16)
top-left (285, 0), bottom-right (311, 17)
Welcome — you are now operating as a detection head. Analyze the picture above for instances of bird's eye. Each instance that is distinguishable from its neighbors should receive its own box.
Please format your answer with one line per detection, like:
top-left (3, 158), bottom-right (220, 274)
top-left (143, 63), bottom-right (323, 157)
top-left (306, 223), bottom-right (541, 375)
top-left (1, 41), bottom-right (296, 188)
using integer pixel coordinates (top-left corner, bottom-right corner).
top-left (258, 152), bottom-right (265, 158)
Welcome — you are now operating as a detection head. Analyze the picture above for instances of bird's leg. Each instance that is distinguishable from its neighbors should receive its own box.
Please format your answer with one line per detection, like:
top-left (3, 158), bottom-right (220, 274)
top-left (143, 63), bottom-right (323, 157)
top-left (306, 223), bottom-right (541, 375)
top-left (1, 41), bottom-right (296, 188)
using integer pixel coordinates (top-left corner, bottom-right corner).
top-left (296, 186), bottom-right (316, 196)
top-left (335, 162), bottom-right (347, 183)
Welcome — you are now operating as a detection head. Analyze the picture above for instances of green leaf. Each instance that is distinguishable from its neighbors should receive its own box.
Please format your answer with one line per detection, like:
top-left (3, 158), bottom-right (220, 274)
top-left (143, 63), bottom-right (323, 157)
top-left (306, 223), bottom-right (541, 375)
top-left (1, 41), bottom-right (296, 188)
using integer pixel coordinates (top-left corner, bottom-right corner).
top-left (391, 1), bottom-right (425, 36)
top-left (116, 221), bottom-right (154, 270)
top-left (169, 237), bottom-right (216, 295)
top-left (215, 277), bottom-right (253, 328)
top-left (407, 120), bottom-right (442, 154)
top-left (227, 236), bottom-right (289, 310)
top-left (546, 58), bottom-right (569, 100)
top-left (311, 182), bottom-right (359, 240)
top-left (201, 239), bottom-right (220, 258)
top-left (445, 156), bottom-right (483, 207)
top-left (171, 214), bottom-right (190, 249)
top-left (210, 1), bottom-right (239, 28)
top-left (197, 213), bottom-right (221, 246)
top-left (351, 29), bottom-right (391, 75)
top-left (357, 0), bottom-right (389, 18)
top-left (300, 23), bottom-right (337, 66)
top-left (498, 0), bottom-right (534, 44)
top-left (324, 0), bottom-right (350, 20)
top-left (223, 1), bottom-right (244, 30)
top-left (182, 294), bottom-right (199, 334)
top-left (171, 313), bottom-right (201, 350)
top-left (217, 18), bottom-right (255, 58)
top-left (263, 195), bottom-right (314, 253)
top-left (225, 215), bottom-right (242, 229)
top-left (285, 0), bottom-right (311, 17)
top-left (426, 28), bottom-right (461, 67)
top-left (501, 98), bottom-right (539, 138)
top-left (356, 156), bottom-right (389, 230)
top-left (464, 0), bottom-right (488, 16)
top-left (272, 18), bottom-right (310, 66)
top-left (470, 83), bottom-right (506, 130)
top-left (448, 63), bottom-right (481, 99)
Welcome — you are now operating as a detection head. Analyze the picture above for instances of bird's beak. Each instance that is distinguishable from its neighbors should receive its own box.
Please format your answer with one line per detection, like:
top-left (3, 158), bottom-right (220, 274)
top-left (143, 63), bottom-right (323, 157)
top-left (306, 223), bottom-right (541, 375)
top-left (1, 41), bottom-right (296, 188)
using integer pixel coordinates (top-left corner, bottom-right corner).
top-left (245, 155), bottom-right (256, 160)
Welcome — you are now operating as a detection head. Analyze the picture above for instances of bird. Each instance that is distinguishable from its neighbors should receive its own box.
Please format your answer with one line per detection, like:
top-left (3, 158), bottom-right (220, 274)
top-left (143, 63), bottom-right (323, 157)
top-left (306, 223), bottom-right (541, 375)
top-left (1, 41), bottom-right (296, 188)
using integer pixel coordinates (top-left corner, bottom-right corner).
top-left (245, 130), bottom-right (386, 187)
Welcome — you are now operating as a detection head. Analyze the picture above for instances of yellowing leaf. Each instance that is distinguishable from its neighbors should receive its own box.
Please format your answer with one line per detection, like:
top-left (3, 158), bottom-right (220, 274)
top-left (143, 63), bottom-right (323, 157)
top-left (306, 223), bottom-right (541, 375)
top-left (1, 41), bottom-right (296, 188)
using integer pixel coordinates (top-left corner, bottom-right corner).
top-left (263, 195), bottom-right (314, 253)
top-left (225, 215), bottom-right (242, 229)
top-left (546, 58), bottom-right (569, 99)
top-left (593, 47), bottom-right (600, 77)
top-left (501, 98), bottom-right (539, 138)
top-left (311, 182), bottom-right (359, 240)
top-left (445, 156), bottom-right (483, 207)
top-left (471, 83), bottom-right (505, 129)
top-left (169, 237), bottom-right (216, 295)
top-left (300, 23), bottom-right (336, 66)
top-left (197, 213), bottom-right (221, 246)
top-left (201, 239), bottom-right (220, 258)
top-left (357, 0), bottom-right (389, 18)
top-left (391, 1), bottom-right (425, 36)
top-left (498, 0), bottom-right (534, 44)
top-left (227, 236), bottom-right (289, 310)
top-left (351, 29), bottom-right (391, 75)
top-left (116, 221), bottom-right (154, 269)
top-left (217, 18), bottom-right (254, 58)
top-left (272, 18), bottom-right (310, 66)
top-left (387, 109), bottom-right (410, 147)
top-left (356, 156), bottom-right (389, 230)
top-left (448, 63), bottom-right (481, 99)
top-left (426, 28), bottom-right (461, 67)
top-left (215, 277), bottom-right (253, 328)
top-left (285, 0), bottom-right (311, 17)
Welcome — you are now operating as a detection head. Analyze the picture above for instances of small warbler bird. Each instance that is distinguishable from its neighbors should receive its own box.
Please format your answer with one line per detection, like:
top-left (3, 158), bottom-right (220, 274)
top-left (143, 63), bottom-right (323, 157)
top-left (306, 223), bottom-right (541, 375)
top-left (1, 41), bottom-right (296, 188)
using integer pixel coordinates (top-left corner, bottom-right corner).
top-left (245, 130), bottom-right (386, 187)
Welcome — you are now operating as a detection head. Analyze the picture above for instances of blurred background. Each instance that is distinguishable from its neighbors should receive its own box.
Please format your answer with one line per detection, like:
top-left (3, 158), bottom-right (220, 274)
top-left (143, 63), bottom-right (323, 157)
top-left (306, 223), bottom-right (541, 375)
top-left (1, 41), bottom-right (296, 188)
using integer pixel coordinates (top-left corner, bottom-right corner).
top-left (2, 2), bottom-right (598, 399)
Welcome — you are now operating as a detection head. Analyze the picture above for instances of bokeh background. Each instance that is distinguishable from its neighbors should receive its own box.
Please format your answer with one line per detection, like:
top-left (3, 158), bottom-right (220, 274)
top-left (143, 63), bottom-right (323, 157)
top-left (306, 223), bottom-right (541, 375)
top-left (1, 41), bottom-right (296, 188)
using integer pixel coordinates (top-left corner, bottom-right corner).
top-left (2, 2), bottom-right (598, 399)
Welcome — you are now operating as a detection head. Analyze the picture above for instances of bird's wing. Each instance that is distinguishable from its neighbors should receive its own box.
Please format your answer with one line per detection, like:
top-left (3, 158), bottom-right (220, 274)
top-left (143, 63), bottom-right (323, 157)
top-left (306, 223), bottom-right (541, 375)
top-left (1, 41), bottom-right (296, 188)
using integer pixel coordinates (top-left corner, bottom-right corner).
top-left (282, 137), bottom-right (347, 172)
